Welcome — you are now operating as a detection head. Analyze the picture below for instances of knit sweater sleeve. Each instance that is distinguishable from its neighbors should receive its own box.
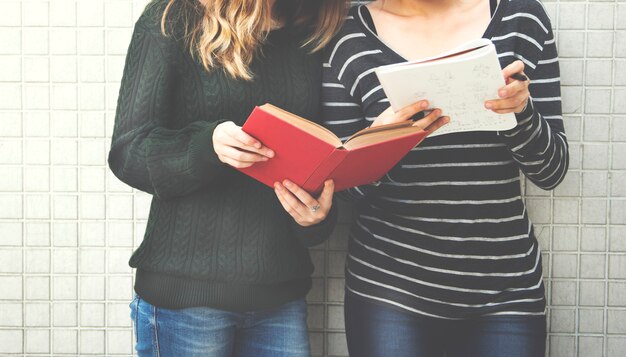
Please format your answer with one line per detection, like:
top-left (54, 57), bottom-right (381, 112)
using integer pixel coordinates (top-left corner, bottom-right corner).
top-left (108, 24), bottom-right (226, 200)
top-left (497, 10), bottom-right (568, 190)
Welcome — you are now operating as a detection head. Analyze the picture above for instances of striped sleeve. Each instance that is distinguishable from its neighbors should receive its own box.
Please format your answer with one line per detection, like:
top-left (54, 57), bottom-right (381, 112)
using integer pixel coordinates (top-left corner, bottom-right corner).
top-left (498, 20), bottom-right (568, 190)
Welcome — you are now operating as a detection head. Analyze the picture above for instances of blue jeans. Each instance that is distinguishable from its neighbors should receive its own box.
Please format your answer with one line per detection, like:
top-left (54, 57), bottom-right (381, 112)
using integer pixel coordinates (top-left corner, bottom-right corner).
top-left (344, 291), bottom-right (546, 357)
top-left (130, 294), bottom-right (310, 357)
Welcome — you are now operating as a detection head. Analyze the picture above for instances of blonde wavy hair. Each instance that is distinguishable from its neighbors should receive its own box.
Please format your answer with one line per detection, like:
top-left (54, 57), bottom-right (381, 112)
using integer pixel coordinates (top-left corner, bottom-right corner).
top-left (159, 0), bottom-right (347, 80)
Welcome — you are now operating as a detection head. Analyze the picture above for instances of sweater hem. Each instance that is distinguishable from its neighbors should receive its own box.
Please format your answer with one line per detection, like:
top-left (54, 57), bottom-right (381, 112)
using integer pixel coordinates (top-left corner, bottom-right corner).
top-left (134, 268), bottom-right (312, 312)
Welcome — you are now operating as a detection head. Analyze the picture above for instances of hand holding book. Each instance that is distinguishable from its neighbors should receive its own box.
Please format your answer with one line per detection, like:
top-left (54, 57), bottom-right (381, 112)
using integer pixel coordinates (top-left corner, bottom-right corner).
top-left (213, 121), bottom-right (274, 168)
top-left (213, 120), bottom-right (336, 227)
top-left (274, 179), bottom-right (335, 227)
top-left (236, 103), bottom-right (435, 194)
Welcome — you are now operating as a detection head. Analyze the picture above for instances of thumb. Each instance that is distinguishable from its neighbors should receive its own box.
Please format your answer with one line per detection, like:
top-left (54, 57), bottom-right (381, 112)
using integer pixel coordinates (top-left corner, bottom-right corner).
top-left (318, 180), bottom-right (335, 207)
top-left (502, 60), bottom-right (524, 79)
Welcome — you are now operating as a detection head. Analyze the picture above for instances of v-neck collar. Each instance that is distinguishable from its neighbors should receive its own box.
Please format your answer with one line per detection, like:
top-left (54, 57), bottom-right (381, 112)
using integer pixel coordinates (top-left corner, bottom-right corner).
top-left (354, 0), bottom-right (507, 63)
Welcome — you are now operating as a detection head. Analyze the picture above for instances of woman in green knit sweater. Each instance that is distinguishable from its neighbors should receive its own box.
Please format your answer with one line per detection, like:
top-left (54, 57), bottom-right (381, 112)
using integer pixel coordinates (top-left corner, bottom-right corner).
top-left (108, 0), bottom-right (346, 355)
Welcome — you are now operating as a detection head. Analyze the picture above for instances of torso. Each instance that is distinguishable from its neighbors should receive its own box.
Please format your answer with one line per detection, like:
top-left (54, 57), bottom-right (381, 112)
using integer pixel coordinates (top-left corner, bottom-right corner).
top-left (320, 0), bottom-right (563, 319)
top-left (123, 6), bottom-right (324, 310)
top-left (366, 0), bottom-right (494, 60)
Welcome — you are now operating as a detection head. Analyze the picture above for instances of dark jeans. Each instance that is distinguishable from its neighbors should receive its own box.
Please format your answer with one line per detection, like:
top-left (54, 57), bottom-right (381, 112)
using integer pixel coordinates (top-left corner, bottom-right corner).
top-left (130, 294), bottom-right (310, 357)
top-left (344, 291), bottom-right (546, 357)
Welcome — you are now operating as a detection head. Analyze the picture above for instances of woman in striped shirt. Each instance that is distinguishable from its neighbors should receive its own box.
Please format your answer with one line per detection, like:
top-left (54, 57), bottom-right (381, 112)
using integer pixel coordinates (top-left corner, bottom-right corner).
top-left (322, 0), bottom-right (567, 356)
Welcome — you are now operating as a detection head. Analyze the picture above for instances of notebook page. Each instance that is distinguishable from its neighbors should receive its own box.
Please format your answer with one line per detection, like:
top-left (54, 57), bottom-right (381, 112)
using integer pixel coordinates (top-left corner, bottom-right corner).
top-left (375, 42), bottom-right (517, 136)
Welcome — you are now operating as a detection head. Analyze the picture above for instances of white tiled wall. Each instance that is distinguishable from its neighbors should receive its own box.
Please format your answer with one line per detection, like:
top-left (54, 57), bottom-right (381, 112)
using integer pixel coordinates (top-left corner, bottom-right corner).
top-left (0, 0), bottom-right (625, 356)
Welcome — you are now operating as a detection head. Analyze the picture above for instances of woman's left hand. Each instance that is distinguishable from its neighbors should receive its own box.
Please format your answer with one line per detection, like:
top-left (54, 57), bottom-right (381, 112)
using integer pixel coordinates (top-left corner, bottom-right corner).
top-left (274, 179), bottom-right (334, 227)
top-left (484, 60), bottom-right (530, 114)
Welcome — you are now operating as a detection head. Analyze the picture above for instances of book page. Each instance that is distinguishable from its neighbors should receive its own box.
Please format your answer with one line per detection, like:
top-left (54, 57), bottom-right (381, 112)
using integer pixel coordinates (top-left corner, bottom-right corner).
top-left (345, 120), bottom-right (413, 142)
top-left (261, 104), bottom-right (342, 147)
top-left (343, 124), bottom-right (425, 150)
top-left (375, 41), bottom-right (517, 137)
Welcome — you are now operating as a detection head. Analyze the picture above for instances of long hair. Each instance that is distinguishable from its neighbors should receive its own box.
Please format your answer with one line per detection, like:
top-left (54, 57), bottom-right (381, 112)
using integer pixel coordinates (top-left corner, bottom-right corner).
top-left (159, 0), bottom-right (347, 80)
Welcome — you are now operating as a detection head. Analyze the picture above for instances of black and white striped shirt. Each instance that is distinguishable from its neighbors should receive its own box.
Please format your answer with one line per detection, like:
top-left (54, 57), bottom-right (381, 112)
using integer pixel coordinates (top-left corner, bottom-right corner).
top-left (321, 0), bottom-right (568, 319)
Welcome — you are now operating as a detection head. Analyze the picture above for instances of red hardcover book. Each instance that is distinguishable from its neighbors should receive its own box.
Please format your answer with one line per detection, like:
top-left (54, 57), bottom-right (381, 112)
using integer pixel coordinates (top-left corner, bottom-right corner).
top-left (238, 104), bottom-right (430, 194)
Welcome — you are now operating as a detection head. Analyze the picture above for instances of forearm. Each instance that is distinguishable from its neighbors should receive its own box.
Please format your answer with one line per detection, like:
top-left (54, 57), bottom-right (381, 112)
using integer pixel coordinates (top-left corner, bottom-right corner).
top-left (108, 26), bottom-right (229, 199)
top-left (109, 119), bottom-right (227, 199)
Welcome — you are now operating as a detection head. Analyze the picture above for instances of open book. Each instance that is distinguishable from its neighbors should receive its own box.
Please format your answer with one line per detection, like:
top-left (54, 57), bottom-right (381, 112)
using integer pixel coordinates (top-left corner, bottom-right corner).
top-left (375, 38), bottom-right (517, 136)
top-left (238, 104), bottom-right (429, 193)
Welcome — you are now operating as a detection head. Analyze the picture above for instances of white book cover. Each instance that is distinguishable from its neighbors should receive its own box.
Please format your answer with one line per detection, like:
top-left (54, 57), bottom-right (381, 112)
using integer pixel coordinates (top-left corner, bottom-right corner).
top-left (375, 38), bottom-right (517, 137)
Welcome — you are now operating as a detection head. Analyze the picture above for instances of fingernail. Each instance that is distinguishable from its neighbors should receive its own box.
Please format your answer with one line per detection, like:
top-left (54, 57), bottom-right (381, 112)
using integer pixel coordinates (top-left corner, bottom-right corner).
top-left (283, 180), bottom-right (292, 188)
top-left (254, 142), bottom-right (262, 149)
top-left (421, 101), bottom-right (429, 108)
top-left (267, 150), bottom-right (275, 158)
top-left (499, 90), bottom-right (506, 97)
top-left (485, 102), bottom-right (492, 109)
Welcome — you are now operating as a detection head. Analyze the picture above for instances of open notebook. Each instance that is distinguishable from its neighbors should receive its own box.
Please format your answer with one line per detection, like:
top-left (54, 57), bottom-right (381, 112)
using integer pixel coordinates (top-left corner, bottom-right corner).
top-left (375, 38), bottom-right (517, 136)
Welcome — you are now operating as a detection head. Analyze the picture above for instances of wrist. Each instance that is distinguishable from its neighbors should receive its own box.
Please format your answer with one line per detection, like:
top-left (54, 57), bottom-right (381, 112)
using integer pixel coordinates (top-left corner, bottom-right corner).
top-left (513, 99), bottom-right (534, 122)
top-left (514, 99), bottom-right (530, 114)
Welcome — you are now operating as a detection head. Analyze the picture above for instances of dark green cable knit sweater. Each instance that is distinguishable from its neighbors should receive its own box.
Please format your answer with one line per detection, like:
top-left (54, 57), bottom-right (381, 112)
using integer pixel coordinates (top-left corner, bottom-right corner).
top-left (108, 2), bottom-right (337, 311)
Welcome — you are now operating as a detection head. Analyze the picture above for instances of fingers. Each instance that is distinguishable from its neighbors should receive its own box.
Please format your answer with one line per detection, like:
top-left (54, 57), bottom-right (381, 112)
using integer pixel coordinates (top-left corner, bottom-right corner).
top-left (221, 122), bottom-right (275, 158)
top-left (502, 60), bottom-right (525, 80)
top-left (275, 180), bottom-right (334, 226)
top-left (372, 101), bottom-right (429, 127)
top-left (485, 62), bottom-right (530, 114)
top-left (275, 182), bottom-right (307, 214)
top-left (395, 100), bottom-right (430, 121)
top-left (282, 180), bottom-right (320, 212)
top-left (485, 85), bottom-right (529, 113)
top-left (275, 182), bottom-right (317, 224)
top-left (487, 94), bottom-right (529, 113)
top-left (422, 116), bottom-right (450, 132)
top-left (497, 78), bottom-right (527, 99)
top-left (213, 121), bottom-right (276, 168)
top-left (274, 183), bottom-right (304, 221)
top-left (217, 146), bottom-right (269, 166)
top-left (220, 135), bottom-right (274, 160)
top-left (376, 104), bottom-right (449, 133)
top-left (218, 156), bottom-right (255, 169)
top-left (317, 180), bottom-right (335, 209)
top-left (412, 108), bottom-right (444, 130)
top-left (223, 122), bottom-right (261, 149)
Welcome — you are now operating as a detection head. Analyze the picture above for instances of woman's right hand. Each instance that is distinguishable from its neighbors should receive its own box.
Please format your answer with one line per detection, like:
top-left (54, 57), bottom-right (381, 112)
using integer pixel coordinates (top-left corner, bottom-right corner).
top-left (213, 121), bottom-right (275, 168)
top-left (371, 100), bottom-right (449, 132)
